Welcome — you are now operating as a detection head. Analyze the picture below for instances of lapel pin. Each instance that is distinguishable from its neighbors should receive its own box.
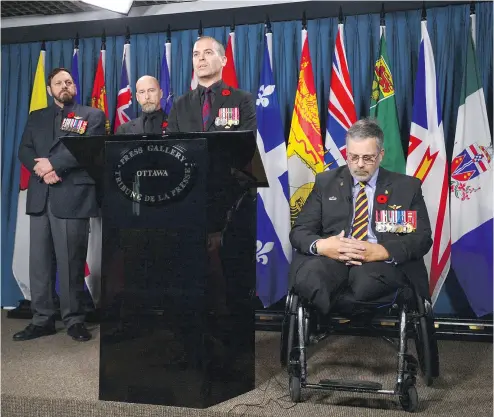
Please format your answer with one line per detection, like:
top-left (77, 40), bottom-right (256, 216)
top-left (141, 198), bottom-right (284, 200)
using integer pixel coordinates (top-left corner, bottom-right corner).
top-left (385, 190), bottom-right (389, 194)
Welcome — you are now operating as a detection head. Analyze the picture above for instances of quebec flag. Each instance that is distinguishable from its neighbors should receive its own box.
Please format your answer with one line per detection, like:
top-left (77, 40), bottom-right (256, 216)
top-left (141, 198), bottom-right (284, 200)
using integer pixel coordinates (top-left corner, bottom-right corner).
top-left (256, 33), bottom-right (291, 307)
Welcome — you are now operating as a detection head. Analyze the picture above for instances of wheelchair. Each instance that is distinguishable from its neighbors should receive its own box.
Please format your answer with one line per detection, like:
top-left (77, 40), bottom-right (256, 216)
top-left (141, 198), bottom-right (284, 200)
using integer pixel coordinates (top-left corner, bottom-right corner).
top-left (280, 284), bottom-right (439, 412)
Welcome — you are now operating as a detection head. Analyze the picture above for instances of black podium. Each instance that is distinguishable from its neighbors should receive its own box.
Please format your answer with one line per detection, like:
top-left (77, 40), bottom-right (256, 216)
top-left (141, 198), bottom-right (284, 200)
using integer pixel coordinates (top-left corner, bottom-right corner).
top-left (62, 132), bottom-right (267, 408)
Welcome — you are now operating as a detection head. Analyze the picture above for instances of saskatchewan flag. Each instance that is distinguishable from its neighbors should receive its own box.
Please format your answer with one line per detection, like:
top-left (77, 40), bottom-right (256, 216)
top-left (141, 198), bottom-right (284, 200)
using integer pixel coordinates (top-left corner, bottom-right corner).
top-left (370, 28), bottom-right (405, 173)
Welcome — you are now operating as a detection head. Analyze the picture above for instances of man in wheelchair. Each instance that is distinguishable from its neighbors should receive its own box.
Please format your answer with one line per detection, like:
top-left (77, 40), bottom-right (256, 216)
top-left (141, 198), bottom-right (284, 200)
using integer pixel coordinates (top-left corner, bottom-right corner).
top-left (284, 118), bottom-right (437, 411)
top-left (290, 118), bottom-right (432, 316)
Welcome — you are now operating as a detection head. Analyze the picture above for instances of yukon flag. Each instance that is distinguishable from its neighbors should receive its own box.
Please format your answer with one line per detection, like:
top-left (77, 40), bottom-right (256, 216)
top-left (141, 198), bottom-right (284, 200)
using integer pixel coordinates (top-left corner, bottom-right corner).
top-left (287, 29), bottom-right (325, 224)
top-left (369, 26), bottom-right (406, 173)
top-left (325, 23), bottom-right (356, 169)
top-left (12, 47), bottom-right (48, 300)
top-left (256, 30), bottom-right (291, 307)
top-left (406, 21), bottom-right (451, 304)
top-left (223, 30), bottom-right (239, 88)
top-left (450, 15), bottom-right (493, 317)
top-left (114, 42), bottom-right (134, 133)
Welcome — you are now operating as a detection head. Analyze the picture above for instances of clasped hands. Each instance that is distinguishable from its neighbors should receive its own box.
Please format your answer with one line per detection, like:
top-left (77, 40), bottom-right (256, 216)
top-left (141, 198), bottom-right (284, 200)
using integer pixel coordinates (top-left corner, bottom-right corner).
top-left (33, 158), bottom-right (61, 185)
top-left (315, 230), bottom-right (390, 266)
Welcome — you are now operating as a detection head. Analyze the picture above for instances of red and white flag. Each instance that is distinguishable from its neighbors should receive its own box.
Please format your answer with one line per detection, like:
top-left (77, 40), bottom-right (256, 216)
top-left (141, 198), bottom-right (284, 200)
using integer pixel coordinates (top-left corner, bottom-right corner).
top-left (406, 21), bottom-right (451, 304)
top-left (223, 31), bottom-right (238, 88)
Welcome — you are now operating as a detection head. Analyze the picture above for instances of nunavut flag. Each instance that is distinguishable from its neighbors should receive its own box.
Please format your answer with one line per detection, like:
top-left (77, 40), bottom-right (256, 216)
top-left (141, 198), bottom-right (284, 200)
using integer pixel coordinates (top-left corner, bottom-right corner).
top-left (286, 29), bottom-right (325, 224)
top-left (12, 47), bottom-right (48, 300)
top-left (406, 21), bottom-right (451, 305)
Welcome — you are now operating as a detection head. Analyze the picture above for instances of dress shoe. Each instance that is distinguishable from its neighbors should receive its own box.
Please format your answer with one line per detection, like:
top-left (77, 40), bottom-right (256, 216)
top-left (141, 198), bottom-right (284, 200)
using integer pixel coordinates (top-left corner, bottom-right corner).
top-left (67, 323), bottom-right (91, 342)
top-left (13, 323), bottom-right (56, 341)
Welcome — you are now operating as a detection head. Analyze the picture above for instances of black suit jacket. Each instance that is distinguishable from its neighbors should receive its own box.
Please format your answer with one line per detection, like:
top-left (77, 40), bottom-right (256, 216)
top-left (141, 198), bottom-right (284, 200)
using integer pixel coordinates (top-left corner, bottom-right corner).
top-left (166, 81), bottom-right (256, 133)
top-left (116, 109), bottom-right (168, 135)
top-left (289, 166), bottom-right (433, 301)
top-left (18, 103), bottom-right (106, 218)
top-left (165, 81), bottom-right (257, 232)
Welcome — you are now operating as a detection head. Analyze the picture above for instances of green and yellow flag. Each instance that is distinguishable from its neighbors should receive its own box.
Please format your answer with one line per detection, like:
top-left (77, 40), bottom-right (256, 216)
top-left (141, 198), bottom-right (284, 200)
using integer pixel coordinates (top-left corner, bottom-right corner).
top-left (370, 29), bottom-right (405, 173)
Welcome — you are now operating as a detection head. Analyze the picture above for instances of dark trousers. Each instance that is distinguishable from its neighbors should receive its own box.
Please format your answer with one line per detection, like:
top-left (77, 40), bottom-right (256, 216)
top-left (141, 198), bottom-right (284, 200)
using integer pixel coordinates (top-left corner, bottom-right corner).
top-left (292, 255), bottom-right (406, 315)
top-left (29, 199), bottom-right (89, 328)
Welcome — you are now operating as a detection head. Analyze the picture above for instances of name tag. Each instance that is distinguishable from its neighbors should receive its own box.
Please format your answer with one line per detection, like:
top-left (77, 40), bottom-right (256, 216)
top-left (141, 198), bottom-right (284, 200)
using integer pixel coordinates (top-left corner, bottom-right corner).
top-left (375, 210), bottom-right (417, 233)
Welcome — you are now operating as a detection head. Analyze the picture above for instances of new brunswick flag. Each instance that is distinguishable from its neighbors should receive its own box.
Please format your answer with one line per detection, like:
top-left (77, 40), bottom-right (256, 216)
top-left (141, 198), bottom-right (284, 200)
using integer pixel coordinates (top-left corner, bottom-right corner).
top-left (287, 30), bottom-right (324, 224)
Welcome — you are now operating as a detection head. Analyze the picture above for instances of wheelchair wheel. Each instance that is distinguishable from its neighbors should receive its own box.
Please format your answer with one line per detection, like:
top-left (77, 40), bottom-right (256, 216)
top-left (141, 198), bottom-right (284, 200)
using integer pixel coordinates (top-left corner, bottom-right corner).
top-left (414, 315), bottom-right (433, 386)
top-left (399, 378), bottom-right (418, 412)
top-left (289, 374), bottom-right (302, 402)
top-left (280, 314), bottom-right (290, 367)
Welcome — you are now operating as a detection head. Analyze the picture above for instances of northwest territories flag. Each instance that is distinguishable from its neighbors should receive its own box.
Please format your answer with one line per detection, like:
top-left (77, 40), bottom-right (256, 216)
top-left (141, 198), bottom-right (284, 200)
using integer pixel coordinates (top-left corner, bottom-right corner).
top-left (450, 15), bottom-right (493, 317)
top-left (255, 32), bottom-right (291, 307)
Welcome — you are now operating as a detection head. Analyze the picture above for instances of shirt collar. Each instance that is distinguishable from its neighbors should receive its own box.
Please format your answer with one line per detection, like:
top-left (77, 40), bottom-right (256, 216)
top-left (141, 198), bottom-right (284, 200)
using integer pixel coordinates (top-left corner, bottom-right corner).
top-left (142, 109), bottom-right (163, 119)
top-left (197, 79), bottom-right (223, 95)
top-left (353, 167), bottom-right (379, 189)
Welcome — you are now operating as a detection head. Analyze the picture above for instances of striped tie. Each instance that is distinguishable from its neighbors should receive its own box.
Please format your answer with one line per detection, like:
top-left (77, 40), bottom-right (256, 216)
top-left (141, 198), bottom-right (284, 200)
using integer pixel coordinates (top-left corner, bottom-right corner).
top-left (202, 88), bottom-right (212, 131)
top-left (351, 181), bottom-right (369, 241)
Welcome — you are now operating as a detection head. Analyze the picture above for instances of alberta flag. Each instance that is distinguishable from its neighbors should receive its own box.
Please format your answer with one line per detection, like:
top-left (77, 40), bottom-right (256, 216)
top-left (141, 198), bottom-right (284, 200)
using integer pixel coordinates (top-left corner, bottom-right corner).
top-left (160, 38), bottom-right (173, 115)
top-left (450, 16), bottom-right (493, 317)
top-left (256, 32), bottom-right (291, 307)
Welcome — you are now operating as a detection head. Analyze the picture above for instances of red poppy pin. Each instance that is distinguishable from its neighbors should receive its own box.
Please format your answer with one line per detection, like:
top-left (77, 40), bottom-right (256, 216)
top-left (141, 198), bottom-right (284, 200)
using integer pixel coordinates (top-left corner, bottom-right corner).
top-left (67, 112), bottom-right (75, 118)
top-left (162, 121), bottom-right (168, 128)
top-left (377, 194), bottom-right (388, 204)
top-left (221, 89), bottom-right (231, 96)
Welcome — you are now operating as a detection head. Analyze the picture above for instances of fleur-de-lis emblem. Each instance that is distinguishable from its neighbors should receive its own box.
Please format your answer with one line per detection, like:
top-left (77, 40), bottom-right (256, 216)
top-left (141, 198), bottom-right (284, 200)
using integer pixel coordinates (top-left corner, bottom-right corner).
top-left (256, 240), bottom-right (274, 265)
top-left (256, 85), bottom-right (275, 107)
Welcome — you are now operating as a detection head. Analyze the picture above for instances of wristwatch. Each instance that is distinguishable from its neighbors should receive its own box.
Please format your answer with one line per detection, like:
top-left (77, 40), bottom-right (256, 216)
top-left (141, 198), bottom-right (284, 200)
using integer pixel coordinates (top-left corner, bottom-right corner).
top-left (311, 240), bottom-right (319, 255)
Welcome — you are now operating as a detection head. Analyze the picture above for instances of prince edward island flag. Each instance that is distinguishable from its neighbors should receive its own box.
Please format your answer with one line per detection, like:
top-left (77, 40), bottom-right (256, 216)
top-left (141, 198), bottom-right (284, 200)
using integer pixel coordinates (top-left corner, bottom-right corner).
top-left (256, 34), bottom-right (291, 307)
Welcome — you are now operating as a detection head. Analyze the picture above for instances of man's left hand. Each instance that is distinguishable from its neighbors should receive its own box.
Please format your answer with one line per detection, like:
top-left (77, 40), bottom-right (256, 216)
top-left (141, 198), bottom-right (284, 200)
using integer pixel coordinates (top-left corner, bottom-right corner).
top-left (33, 158), bottom-right (53, 177)
top-left (338, 237), bottom-right (390, 264)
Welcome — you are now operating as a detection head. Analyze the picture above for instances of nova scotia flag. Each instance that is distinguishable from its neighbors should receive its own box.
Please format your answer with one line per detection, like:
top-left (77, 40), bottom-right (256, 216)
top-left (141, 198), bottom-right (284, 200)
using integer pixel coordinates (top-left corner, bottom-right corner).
top-left (256, 33), bottom-right (291, 307)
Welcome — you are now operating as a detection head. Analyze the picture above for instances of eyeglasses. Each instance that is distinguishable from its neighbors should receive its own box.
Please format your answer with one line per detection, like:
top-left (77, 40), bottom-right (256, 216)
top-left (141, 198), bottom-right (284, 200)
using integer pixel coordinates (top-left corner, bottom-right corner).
top-left (347, 153), bottom-right (380, 165)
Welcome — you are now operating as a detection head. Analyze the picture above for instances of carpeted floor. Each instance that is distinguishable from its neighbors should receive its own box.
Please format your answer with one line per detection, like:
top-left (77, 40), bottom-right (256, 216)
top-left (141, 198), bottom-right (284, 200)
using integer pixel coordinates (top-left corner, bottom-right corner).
top-left (1, 310), bottom-right (492, 417)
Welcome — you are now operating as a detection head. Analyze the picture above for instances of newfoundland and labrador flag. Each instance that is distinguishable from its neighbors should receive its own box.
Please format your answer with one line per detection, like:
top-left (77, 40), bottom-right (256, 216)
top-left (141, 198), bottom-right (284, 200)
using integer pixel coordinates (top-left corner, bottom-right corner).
top-left (406, 21), bottom-right (451, 305)
top-left (256, 33), bottom-right (291, 307)
top-left (450, 17), bottom-right (493, 317)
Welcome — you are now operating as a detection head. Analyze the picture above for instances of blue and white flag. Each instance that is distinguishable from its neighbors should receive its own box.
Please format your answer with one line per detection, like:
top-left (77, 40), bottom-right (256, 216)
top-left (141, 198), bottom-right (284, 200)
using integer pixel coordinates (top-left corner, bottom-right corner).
top-left (450, 14), bottom-right (493, 317)
top-left (160, 39), bottom-right (173, 114)
top-left (71, 47), bottom-right (81, 104)
top-left (256, 33), bottom-right (291, 307)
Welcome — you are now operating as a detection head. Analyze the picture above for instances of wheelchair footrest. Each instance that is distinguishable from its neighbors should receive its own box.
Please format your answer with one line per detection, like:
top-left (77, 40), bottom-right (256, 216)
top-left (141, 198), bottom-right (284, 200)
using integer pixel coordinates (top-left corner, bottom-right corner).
top-left (319, 379), bottom-right (383, 391)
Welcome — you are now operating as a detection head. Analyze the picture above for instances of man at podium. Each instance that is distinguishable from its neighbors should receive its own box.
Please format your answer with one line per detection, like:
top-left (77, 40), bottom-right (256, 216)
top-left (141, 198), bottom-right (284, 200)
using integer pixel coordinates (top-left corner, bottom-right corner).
top-left (166, 35), bottom-right (257, 316)
top-left (14, 67), bottom-right (106, 343)
top-left (166, 36), bottom-right (256, 134)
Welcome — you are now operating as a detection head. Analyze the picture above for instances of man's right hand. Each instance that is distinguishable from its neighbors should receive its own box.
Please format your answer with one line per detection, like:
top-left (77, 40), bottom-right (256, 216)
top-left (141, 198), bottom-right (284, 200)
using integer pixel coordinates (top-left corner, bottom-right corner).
top-left (316, 230), bottom-right (364, 266)
top-left (43, 171), bottom-right (62, 185)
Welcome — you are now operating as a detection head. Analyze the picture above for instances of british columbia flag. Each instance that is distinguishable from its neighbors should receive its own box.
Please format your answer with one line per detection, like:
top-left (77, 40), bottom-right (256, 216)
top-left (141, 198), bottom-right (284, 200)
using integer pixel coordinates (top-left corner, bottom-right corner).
top-left (324, 23), bottom-right (357, 169)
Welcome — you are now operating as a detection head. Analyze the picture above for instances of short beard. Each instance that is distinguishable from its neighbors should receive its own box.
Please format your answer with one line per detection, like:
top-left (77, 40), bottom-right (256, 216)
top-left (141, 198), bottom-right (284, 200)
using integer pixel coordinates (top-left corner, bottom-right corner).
top-left (55, 91), bottom-right (74, 104)
top-left (141, 103), bottom-right (159, 113)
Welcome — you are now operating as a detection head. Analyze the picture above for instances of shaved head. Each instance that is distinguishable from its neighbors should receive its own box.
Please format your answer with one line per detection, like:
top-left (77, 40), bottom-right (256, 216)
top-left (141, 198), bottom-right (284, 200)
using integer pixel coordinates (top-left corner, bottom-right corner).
top-left (135, 75), bottom-right (162, 113)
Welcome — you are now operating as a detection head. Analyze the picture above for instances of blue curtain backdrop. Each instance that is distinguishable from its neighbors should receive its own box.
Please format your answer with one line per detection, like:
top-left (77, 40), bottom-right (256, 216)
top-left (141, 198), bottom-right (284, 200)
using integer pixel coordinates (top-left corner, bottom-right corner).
top-left (2, 3), bottom-right (492, 314)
